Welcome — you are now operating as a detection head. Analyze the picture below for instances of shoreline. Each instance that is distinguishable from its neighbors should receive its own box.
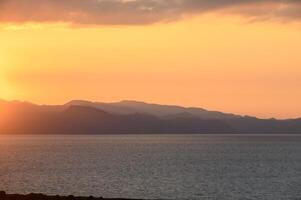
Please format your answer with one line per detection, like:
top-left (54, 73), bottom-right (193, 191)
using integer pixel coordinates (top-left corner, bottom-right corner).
top-left (0, 191), bottom-right (147, 200)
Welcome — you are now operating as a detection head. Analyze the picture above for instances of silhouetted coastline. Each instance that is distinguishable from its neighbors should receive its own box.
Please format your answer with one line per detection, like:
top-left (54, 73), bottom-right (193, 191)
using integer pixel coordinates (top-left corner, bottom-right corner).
top-left (1, 99), bottom-right (301, 134)
top-left (0, 191), bottom-right (147, 200)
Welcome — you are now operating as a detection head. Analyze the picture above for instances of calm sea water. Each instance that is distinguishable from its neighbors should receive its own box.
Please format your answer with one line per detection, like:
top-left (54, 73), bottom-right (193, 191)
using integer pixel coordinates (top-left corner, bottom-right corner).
top-left (1, 134), bottom-right (301, 200)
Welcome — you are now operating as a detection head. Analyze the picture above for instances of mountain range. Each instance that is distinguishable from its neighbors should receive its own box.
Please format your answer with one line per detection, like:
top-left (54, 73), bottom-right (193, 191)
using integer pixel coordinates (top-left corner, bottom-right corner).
top-left (0, 99), bottom-right (300, 134)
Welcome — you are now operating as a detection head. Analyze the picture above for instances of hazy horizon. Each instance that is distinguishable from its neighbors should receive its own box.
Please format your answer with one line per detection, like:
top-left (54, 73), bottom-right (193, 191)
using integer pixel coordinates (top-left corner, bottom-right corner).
top-left (1, 2), bottom-right (301, 199)
top-left (1, 0), bottom-right (301, 119)
top-left (1, 97), bottom-right (301, 120)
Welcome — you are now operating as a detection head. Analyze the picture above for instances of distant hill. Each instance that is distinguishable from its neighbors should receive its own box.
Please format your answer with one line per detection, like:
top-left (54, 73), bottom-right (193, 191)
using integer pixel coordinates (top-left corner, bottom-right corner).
top-left (0, 99), bottom-right (301, 134)
top-left (66, 100), bottom-right (241, 119)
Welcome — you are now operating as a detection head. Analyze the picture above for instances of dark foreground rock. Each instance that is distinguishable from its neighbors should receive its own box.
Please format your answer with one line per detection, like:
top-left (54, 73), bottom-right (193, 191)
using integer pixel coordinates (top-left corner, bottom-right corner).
top-left (0, 191), bottom-right (146, 200)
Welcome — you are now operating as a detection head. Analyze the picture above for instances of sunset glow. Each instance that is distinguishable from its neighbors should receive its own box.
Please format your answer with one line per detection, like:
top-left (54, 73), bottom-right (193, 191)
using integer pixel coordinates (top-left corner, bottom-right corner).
top-left (1, 0), bottom-right (301, 119)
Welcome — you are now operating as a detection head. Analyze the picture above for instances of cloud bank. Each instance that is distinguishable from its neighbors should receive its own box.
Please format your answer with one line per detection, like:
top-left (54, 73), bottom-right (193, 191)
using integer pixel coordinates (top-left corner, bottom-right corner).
top-left (0, 0), bottom-right (300, 25)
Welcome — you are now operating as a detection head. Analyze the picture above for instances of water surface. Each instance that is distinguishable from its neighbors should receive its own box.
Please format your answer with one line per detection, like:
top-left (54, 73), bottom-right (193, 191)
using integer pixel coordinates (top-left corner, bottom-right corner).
top-left (1, 134), bottom-right (301, 200)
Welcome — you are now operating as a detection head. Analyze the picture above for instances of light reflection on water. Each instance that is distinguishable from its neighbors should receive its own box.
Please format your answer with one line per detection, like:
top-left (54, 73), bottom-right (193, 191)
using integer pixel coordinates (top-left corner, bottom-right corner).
top-left (1, 134), bottom-right (301, 200)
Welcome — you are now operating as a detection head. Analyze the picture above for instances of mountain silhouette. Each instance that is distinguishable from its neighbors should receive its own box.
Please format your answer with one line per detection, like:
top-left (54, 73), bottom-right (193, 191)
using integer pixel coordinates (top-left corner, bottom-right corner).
top-left (66, 100), bottom-right (241, 119)
top-left (0, 99), bottom-right (301, 134)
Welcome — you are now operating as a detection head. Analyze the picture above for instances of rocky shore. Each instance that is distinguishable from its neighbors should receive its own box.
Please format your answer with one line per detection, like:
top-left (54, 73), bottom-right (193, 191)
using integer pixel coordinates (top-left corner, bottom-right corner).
top-left (0, 191), bottom-right (146, 200)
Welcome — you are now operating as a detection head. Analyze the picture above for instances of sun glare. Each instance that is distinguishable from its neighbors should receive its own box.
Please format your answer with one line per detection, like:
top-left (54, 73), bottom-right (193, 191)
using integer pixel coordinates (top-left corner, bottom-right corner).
top-left (0, 55), bottom-right (13, 100)
top-left (0, 78), bottom-right (12, 100)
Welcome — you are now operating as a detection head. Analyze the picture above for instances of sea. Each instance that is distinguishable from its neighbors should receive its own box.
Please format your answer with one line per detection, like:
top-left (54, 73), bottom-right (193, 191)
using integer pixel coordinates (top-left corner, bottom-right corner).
top-left (0, 134), bottom-right (301, 200)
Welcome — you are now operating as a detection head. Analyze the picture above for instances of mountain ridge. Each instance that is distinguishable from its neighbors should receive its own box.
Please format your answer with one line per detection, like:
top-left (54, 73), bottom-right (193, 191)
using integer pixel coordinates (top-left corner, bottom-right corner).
top-left (1, 99), bottom-right (301, 134)
top-left (1, 98), bottom-right (300, 120)
top-left (65, 99), bottom-right (242, 120)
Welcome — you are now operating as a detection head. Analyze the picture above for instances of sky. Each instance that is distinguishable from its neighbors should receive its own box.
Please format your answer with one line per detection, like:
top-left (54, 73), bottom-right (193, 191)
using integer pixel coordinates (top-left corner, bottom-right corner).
top-left (0, 0), bottom-right (301, 119)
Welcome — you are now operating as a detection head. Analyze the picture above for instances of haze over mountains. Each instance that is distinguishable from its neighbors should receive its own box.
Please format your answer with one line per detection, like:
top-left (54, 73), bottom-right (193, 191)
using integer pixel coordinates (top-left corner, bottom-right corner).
top-left (66, 100), bottom-right (241, 119)
top-left (0, 99), bottom-right (301, 134)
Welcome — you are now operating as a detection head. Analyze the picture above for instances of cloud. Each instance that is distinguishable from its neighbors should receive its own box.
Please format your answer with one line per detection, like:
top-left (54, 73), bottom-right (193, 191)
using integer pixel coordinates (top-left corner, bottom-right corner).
top-left (0, 0), bottom-right (300, 25)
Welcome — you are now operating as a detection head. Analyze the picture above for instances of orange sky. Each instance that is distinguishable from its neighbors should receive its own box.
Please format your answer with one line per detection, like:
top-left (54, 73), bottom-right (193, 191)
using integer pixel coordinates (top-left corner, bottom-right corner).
top-left (1, 3), bottom-right (301, 119)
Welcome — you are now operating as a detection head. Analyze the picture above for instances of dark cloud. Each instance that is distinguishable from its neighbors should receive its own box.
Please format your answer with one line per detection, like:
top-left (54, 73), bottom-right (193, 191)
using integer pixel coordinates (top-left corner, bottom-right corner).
top-left (0, 0), bottom-right (300, 25)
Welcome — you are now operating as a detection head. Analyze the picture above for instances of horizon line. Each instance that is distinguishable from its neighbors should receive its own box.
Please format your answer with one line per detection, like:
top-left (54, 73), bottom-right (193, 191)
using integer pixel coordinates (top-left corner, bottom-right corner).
top-left (1, 98), bottom-right (300, 121)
